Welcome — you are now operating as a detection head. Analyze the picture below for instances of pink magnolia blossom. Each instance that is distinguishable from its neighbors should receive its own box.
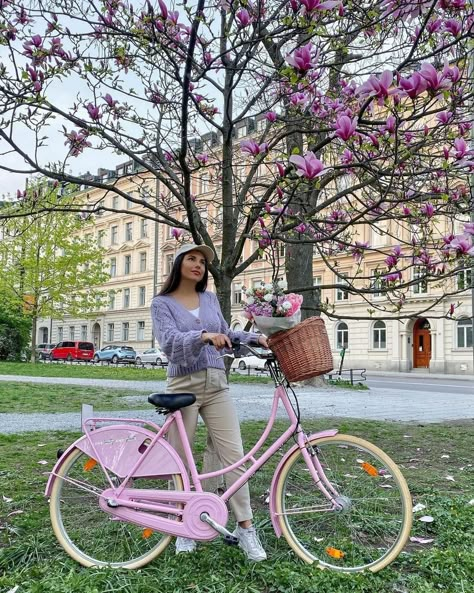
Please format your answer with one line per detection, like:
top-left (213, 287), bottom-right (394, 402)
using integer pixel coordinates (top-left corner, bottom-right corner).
top-left (420, 203), bottom-right (435, 217)
top-left (299, 0), bottom-right (341, 15)
top-left (419, 63), bottom-right (452, 93)
top-left (444, 19), bottom-right (462, 37)
top-left (426, 19), bottom-right (443, 34)
top-left (236, 8), bottom-right (252, 27)
top-left (285, 43), bottom-right (318, 72)
top-left (463, 222), bottom-right (474, 235)
top-left (436, 111), bottom-right (453, 125)
top-left (449, 234), bottom-right (474, 256)
top-left (289, 92), bottom-right (307, 107)
top-left (103, 93), bottom-right (118, 108)
top-left (334, 115), bottom-right (357, 141)
top-left (196, 153), bottom-right (209, 164)
top-left (356, 70), bottom-right (393, 103)
top-left (171, 227), bottom-right (183, 240)
top-left (341, 148), bottom-right (353, 165)
top-left (265, 111), bottom-right (277, 123)
top-left (289, 151), bottom-right (326, 179)
top-left (276, 162), bottom-right (286, 176)
top-left (294, 223), bottom-right (307, 234)
top-left (63, 129), bottom-right (92, 157)
top-left (158, 0), bottom-right (168, 19)
top-left (384, 271), bottom-right (402, 283)
top-left (398, 72), bottom-right (428, 99)
top-left (241, 139), bottom-right (268, 157)
top-left (453, 138), bottom-right (473, 160)
top-left (382, 115), bottom-right (397, 134)
top-left (86, 103), bottom-right (101, 121)
top-left (351, 241), bottom-right (369, 262)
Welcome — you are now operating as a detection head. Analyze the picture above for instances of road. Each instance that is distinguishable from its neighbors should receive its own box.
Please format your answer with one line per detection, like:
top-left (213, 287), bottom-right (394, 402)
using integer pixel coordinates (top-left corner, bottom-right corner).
top-left (366, 373), bottom-right (474, 395)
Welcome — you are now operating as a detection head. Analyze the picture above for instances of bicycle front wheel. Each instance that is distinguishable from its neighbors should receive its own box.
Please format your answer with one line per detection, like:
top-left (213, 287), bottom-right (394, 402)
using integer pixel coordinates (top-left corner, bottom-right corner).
top-left (275, 434), bottom-right (412, 573)
top-left (50, 447), bottom-right (184, 568)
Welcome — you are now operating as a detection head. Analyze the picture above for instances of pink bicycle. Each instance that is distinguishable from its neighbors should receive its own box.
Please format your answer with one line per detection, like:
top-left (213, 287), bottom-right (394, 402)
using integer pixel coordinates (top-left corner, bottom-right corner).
top-left (46, 343), bottom-right (412, 573)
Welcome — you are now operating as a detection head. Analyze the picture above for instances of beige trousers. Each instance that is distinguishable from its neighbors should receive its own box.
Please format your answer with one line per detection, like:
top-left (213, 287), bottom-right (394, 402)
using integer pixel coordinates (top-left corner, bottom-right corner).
top-left (166, 368), bottom-right (253, 522)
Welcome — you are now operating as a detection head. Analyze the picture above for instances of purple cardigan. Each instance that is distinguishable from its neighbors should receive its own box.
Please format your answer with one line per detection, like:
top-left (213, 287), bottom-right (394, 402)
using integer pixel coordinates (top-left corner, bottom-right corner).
top-left (151, 291), bottom-right (260, 377)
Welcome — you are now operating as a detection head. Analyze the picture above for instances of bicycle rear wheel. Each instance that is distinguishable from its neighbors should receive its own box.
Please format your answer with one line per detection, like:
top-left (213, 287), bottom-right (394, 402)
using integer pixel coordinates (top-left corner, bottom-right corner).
top-left (275, 434), bottom-right (412, 573)
top-left (50, 447), bottom-right (184, 568)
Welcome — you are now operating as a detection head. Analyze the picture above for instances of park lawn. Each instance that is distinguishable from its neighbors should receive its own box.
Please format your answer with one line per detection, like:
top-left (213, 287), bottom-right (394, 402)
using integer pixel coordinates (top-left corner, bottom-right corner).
top-left (0, 419), bottom-right (473, 593)
top-left (0, 361), bottom-right (272, 384)
top-left (0, 382), bottom-right (152, 413)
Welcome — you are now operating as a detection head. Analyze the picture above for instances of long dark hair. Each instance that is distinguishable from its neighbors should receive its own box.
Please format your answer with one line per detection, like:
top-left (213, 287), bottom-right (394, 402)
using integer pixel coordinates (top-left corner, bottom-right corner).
top-left (158, 252), bottom-right (209, 295)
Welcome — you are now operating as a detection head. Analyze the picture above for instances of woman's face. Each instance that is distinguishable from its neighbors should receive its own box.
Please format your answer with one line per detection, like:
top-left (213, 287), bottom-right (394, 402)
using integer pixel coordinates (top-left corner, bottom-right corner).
top-left (180, 250), bottom-right (207, 283)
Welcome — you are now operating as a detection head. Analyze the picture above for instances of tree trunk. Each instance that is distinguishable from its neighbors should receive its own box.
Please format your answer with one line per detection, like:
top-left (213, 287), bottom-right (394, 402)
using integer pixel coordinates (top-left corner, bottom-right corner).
top-left (285, 242), bottom-right (320, 319)
top-left (30, 315), bottom-right (37, 363)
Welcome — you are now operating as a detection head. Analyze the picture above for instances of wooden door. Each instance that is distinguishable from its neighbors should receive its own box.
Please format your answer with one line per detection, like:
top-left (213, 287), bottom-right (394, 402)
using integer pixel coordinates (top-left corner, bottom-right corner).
top-left (413, 325), bottom-right (431, 368)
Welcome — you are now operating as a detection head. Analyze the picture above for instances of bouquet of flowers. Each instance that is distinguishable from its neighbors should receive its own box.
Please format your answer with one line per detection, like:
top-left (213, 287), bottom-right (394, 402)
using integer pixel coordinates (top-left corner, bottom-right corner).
top-left (241, 281), bottom-right (303, 335)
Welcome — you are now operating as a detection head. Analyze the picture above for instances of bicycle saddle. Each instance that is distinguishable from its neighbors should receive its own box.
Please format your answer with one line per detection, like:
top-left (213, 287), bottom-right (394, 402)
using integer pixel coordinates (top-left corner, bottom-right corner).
top-left (148, 392), bottom-right (196, 412)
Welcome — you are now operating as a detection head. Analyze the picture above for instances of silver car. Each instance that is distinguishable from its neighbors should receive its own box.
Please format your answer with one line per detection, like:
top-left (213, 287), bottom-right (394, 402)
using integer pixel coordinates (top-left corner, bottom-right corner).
top-left (135, 347), bottom-right (168, 366)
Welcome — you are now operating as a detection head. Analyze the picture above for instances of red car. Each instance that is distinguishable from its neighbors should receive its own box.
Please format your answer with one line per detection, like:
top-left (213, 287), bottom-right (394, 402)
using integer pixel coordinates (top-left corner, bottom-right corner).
top-left (49, 341), bottom-right (95, 362)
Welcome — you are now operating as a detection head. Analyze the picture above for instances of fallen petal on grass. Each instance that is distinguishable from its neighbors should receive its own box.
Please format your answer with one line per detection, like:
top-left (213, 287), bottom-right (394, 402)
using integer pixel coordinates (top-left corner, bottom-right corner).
top-left (2, 495), bottom-right (13, 503)
top-left (419, 515), bottom-right (434, 523)
top-left (410, 536), bottom-right (434, 544)
top-left (412, 503), bottom-right (426, 513)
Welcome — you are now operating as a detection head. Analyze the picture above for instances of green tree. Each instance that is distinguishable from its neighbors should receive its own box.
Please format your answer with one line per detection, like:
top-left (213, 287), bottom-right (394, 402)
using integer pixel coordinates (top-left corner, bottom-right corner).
top-left (0, 183), bottom-right (109, 361)
top-left (0, 287), bottom-right (31, 360)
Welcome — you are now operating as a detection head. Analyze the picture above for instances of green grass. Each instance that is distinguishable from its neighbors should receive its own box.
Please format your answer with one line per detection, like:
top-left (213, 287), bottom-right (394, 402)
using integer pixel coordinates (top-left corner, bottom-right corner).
top-left (0, 419), bottom-right (473, 593)
top-left (0, 361), bottom-right (272, 384)
top-left (327, 378), bottom-right (369, 390)
top-left (0, 382), bottom-right (151, 413)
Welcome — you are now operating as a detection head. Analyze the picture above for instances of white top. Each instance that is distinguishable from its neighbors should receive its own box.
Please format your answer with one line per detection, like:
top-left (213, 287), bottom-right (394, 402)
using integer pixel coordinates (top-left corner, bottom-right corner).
top-left (188, 307), bottom-right (200, 317)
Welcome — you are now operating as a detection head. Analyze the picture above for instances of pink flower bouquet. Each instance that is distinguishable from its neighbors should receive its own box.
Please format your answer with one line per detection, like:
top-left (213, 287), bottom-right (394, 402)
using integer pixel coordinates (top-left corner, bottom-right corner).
top-left (242, 282), bottom-right (303, 335)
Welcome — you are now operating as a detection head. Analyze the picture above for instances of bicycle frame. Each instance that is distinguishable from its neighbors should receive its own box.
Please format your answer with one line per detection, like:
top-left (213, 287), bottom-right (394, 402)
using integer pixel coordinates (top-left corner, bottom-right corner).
top-left (46, 365), bottom-right (341, 541)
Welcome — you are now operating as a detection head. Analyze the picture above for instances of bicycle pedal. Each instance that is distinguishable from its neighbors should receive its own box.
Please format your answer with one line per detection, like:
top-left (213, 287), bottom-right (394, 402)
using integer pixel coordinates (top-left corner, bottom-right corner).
top-left (223, 534), bottom-right (239, 546)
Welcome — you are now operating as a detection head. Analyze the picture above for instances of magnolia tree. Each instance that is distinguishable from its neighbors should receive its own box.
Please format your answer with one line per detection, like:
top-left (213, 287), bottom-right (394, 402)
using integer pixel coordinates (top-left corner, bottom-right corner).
top-left (0, 0), bottom-right (473, 322)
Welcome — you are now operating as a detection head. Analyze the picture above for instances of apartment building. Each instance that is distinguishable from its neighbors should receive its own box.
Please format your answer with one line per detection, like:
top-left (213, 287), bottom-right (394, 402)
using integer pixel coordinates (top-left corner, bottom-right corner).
top-left (36, 123), bottom-right (473, 373)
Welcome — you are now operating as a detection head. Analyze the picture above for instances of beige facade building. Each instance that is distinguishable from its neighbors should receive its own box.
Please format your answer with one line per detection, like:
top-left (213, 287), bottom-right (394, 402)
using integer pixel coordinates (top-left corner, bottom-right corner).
top-left (37, 144), bottom-right (473, 374)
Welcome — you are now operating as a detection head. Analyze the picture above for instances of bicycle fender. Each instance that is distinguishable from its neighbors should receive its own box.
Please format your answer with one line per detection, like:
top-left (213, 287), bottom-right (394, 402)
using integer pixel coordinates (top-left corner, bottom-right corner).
top-left (45, 425), bottom-right (189, 496)
top-left (269, 429), bottom-right (338, 538)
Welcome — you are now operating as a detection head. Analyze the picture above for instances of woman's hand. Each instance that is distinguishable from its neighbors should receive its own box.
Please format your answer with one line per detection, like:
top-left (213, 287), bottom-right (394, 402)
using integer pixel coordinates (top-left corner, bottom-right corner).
top-left (257, 335), bottom-right (269, 348)
top-left (201, 332), bottom-right (232, 349)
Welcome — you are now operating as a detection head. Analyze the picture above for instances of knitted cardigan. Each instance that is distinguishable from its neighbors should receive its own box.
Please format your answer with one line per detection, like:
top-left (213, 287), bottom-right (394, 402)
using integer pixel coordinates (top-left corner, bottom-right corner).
top-left (151, 291), bottom-right (260, 377)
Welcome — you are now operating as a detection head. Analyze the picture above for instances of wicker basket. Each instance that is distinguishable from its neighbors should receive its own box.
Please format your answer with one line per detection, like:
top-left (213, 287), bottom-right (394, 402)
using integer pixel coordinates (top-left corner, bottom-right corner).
top-left (267, 316), bottom-right (334, 382)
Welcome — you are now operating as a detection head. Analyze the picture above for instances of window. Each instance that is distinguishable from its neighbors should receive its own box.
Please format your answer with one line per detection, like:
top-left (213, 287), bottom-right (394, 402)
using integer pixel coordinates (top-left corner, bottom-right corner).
top-left (236, 125), bottom-right (247, 138)
top-left (69, 326), bottom-right (75, 340)
top-left (111, 226), bottom-right (118, 244)
top-left (139, 251), bottom-right (147, 272)
top-left (336, 322), bottom-right (349, 349)
top-left (107, 323), bottom-right (114, 341)
top-left (108, 291), bottom-right (115, 310)
top-left (313, 276), bottom-right (322, 286)
top-left (456, 318), bottom-right (473, 349)
top-left (371, 221), bottom-right (388, 247)
top-left (139, 286), bottom-right (146, 306)
top-left (278, 244), bottom-right (286, 258)
top-left (413, 266), bottom-right (428, 294)
top-left (233, 283), bottom-right (242, 305)
top-left (457, 268), bottom-right (472, 291)
top-left (137, 321), bottom-right (145, 341)
top-left (232, 322), bottom-right (243, 332)
top-left (112, 196), bottom-right (119, 210)
top-left (97, 230), bottom-right (106, 247)
top-left (81, 325), bottom-right (88, 341)
top-left (140, 218), bottom-right (148, 238)
top-left (125, 197), bottom-right (132, 209)
top-left (110, 257), bottom-right (117, 277)
top-left (256, 118), bottom-right (266, 133)
top-left (122, 322), bottom-right (129, 341)
top-left (123, 288), bottom-right (130, 309)
top-left (166, 254), bottom-right (174, 274)
top-left (373, 321), bottom-right (386, 349)
top-left (124, 255), bottom-right (131, 275)
top-left (125, 222), bottom-right (133, 241)
top-left (198, 209), bottom-right (208, 230)
top-left (200, 174), bottom-right (209, 194)
top-left (336, 273), bottom-right (349, 301)
top-left (371, 269), bottom-right (387, 298)
top-left (57, 326), bottom-right (63, 341)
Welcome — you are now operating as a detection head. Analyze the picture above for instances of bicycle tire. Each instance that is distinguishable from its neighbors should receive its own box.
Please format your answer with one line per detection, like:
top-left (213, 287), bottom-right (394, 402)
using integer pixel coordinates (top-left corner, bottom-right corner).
top-left (50, 447), bottom-right (184, 568)
top-left (275, 434), bottom-right (412, 573)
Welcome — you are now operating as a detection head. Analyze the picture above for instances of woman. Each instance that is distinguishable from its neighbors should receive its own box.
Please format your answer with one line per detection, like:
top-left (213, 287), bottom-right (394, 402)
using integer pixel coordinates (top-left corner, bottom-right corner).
top-left (151, 243), bottom-right (268, 562)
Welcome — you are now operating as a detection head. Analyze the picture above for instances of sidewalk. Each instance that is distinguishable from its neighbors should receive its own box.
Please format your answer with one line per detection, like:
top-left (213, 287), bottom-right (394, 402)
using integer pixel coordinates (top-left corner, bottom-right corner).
top-left (367, 369), bottom-right (473, 381)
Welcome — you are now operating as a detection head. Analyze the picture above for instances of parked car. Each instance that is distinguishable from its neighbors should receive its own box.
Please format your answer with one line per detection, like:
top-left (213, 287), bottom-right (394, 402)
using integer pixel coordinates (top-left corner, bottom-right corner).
top-left (35, 343), bottom-right (56, 360)
top-left (135, 347), bottom-right (168, 366)
top-left (231, 354), bottom-right (268, 372)
top-left (49, 341), bottom-right (95, 362)
top-left (93, 345), bottom-right (137, 364)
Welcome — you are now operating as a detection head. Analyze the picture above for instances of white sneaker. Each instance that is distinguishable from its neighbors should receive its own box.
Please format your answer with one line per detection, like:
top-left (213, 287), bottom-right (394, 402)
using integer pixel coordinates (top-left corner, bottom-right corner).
top-left (175, 537), bottom-right (197, 554)
top-left (233, 525), bottom-right (267, 562)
